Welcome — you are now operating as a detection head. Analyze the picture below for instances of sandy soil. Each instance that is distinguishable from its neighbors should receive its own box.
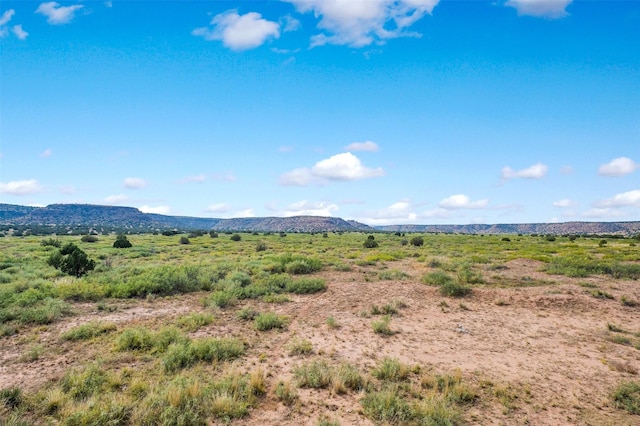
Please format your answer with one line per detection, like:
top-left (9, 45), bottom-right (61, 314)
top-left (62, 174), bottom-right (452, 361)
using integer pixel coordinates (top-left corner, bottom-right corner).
top-left (2, 258), bottom-right (640, 425)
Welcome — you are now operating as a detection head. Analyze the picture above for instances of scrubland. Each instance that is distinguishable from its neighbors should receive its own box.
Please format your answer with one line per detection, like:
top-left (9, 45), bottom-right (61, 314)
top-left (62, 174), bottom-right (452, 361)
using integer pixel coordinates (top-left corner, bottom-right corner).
top-left (1, 231), bottom-right (640, 425)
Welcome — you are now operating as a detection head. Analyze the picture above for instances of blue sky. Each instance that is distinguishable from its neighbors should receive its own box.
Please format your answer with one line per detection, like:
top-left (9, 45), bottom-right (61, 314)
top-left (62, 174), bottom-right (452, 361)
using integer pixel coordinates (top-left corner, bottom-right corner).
top-left (1, 0), bottom-right (638, 225)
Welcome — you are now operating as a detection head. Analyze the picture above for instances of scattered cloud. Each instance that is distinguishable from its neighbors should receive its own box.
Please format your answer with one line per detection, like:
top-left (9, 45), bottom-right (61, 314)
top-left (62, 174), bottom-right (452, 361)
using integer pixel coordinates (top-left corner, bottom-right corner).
top-left (192, 10), bottom-right (280, 51)
top-left (279, 167), bottom-right (313, 186)
top-left (505, 0), bottom-right (572, 19)
top-left (598, 157), bottom-right (638, 177)
top-left (40, 148), bottom-right (52, 158)
top-left (581, 208), bottom-right (626, 219)
top-left (552, 198), bottom-right (577, 208)
top-left (211, 172), bottom-right (237, 182)
top-left (234, 208), bottom-right (255, 218)
top-left (278, 145), bottom-right (295, 152)
top-left (104, 194), bottom-right (129, 205)
top-left (36, 2), bottom-right (84, 25)
top-left (0, 9), bottom-right (15, 26)
top-left (205, 203), bottom-right (231, 213)
top-left (439, 194), bottom-right (488, 210)
top-left (344, 141), bottom-right (379, 152)
top-left (281, 14), bottom-right (301, 32)
top-left (138, 205), bottom-right (170, 215)
top-left (179, 174), bottom-right (206, 184)
top-left (560, 165), bottom-right (574, 175)
top-left (288, 0), bottom-right (440, 47)
top-left (12, 24), bottom-right (28, 40)
top-left (279, 152), bottom-right (384, 186)
top-left (284, 200), bottom-right (339, 217)
top-left (123, 177), bottom-right (147, 190)
top-left (272, 47), bottom-right (301, 55)
top-left (0, 179), bottom-right (43, 196)
top-left (312, 152), bottom-right (385, 181)
top-left (501, 162), bottom-right (548, 180)
top-left (104, 1), bottom-right (112, 8)
top-left (595, 189), bottom-right (640, 208)
top-left (59, 185), bottom-right (76, 195)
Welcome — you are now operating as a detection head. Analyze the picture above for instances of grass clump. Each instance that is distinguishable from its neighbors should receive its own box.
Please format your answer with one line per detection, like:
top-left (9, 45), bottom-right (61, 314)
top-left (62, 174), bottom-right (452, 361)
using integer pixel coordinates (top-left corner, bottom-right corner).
top-left (294, 360), bottom-right (334, 389)
top-left (372, 357), bottom-right (411, 382)
top-left (361, 389), bottom-right (413, 424)
top-left (60, 321), bottom-right (116, 341)
top-left (372, 315), bottom-right (394, 335)
top-left (275, 380), bottom-right (298, 405)
top-left (285, 278), bottom-right (326, 294)
top-left (205, 290), bottom-right (237, 309)
top-left (236, 307), bottom-right (259, 321)
top-left (288, 339), bottom-right (314, 356)
top-left (162, 337), bottom-right (245, 372)
top-left (440, 281), bottom-right (472, 298)
top-left (612, 381), bottom-right (640, 414)
top-left (326, 315), bottom-right (339, 329)
top-left (175, 312), bottom-right (214, 332)
top-left (0, 386), bottom-right (23, 410)
top-left (254, 312), bottom-right (289, 331)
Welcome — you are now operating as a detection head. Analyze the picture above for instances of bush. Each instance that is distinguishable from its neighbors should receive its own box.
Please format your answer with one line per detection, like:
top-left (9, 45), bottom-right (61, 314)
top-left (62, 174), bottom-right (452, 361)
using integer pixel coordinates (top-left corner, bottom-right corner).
top-left (372, 357), bottom-right (411, 382)
top-left (363, 235), bottom-right (379, 249)
top-left (60, 321), bottom-right (116, 341)
top-left (209, 231), bottom-right (218, 238)
top-left (254, 312), bottom-right (288, 331)
top-left (372, 315), bottom-right (394, 335)
top-left (440, 281), bottom-right (471, 297)
top-left (0, 386), bottom-right (23, 409)
top-left (410, 236), bottom-right (424, 247)
top-left (113, 234), bottom-right (132, 248)
top-left (41, 238), bottom-right (62, 248)
top-left (285, 278), bottom-right (326, 294)
top-left (205, 291), bottom-right (237, 309)
top-left (179, 236), bottom-right (190, 245)
top-left (81, 235), bottom-right (99, 243)
top-left (256, 241), bottom-right (267, 252)
top-left (361, 390), bottom-right (413, 424)
top-left (48, 244), bottom-right (96, 277)
top-left (612, 381), bottom-right (640, 414)
top-left (230, 234), bottom-right (241, 242)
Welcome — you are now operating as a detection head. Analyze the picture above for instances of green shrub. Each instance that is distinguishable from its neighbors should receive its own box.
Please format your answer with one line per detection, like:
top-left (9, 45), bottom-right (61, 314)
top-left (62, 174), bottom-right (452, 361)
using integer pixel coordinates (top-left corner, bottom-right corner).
top-left (115, 327), bottom-right (154, 352)
top-left (254, 312), bottom-right (288, 331)
top-left (372, 315), bottom-right (394, 335)
top-left (230, 234), bottom-right (241, 241)
top-left (61, 363), bottom-right (109, 400)
top-left (372, 357), bottom-right (411, 382)
top-left (363, 235), bottom-right (379, 249)
top-left (361, 389), bottom-right (413, 423)
top-left (40, 238), bottom-right (62, 248)
top-left (236, 307), bottom-right (259, 321)
top-left (113, 234), bottom-right (132, 248)
top-left (612, 381), bottom-right (640, 414)
top-left (285, 278), bottom-right (326, 294)
top-left (48, 244), bottom-right (96, 277)
top-left (275, 380), bottom-right (298, 405)
top-left (18, 298), bottom-right (71, 325)
top-left (81, 235), bottom-right (99, 243)
top-left (440, 281), bottom-right (471, 297)
top-left (179, 236), bottom-right (190, 245)
top-left (205, 291), bottom-right (237, 309)
top-left (176, 313), bottom-right (214, 332)
top-left (163, 337), bottom-right (245, 372)
top-left (0, 386), bottom-right (23, 409)
top-left (60, 321), bottom-right (116, 341)
top-left (288, 339), bottom-right (314, 356)
top-left (294, 360), bottom-right (333, 389)
top-left (410, 236), bottom-right (424, 247)
top-left (256, 241), bottom-right (267, 252)
top-left (422, 271), bottom-right (454, 286)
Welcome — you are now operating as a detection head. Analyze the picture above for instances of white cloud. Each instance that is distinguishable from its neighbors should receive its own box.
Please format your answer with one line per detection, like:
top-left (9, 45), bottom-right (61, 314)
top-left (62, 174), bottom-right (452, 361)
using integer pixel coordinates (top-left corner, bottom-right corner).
top-left (360, 200), bottom-right (418, 225)
top-left (40, 148), bottom-right (52, 157)
top-left (282, 14), bottom-right (301, 32)
top-left (598, 157), bottom-right (638, 177)
top-left (138, 205), bottom-right (170, 215)
top-left (312, 152), bottom-right (385, 181)
top-left (501, 162), bottom-right (548, 180)
top-left (288, 0), bottom-right (440, 47)
top-left (205, 203), bottom-right (231, 213)
top-left (505, 0), bottom-right (572, 19)
top-left (0, 179), bottom-right (42, 196)
top-left (234, 208), bottom-right (255, 218)
top-left (192, 10), bottom-right (280, 51)
top-left (284, 200), bottom-right (339, 217)
top-left (279, 167), bottom-right (313, 186)
top-left (560, 165), bottom-right (574, 175)
top-left (0, 9), bottom-right (14, 26)
top-left (595, 190), bottom-right (640, 208)
top-left (581, 208), bottom-right (626, 219)
top-left (279, 152), bottom-right (384, 186)
top-left (552, 198), bottom-right (576, 208)
top-left (179, 174), bottom-right (206, 184)
top-left (344, 141), bottom-right (379, 152)
top-left (123, 177), bottom-right (147, 190)
top-left (439, 194), bottom-right (488, 210)
top-left (278, 145), bottom-right (295, 152)
top-left (59, 185), bottom-right (76, 195)
top-left (211, 172), bottom-right (237, 182)
top-left (104, 194), bottom-right (129, 204)
top-left (36, 2), bottom-right (84, 25)
top-left (12, 24), bottom-right (28, 40)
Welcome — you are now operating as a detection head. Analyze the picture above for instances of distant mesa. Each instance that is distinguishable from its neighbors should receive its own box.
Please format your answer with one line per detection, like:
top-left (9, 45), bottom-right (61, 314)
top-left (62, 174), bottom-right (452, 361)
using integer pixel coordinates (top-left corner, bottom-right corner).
top-left (0, 203), bottom-right (639, 236)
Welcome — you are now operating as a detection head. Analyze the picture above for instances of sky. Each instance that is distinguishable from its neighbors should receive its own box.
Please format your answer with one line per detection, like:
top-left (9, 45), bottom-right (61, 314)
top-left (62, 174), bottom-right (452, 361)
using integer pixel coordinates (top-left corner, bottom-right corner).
top-left (1, 0), bottom-right (639, 226)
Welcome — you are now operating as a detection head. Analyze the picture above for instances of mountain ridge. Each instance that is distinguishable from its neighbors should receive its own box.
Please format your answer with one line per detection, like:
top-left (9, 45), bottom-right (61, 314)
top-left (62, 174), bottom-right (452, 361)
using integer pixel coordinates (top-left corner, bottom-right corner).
top-left (1, 203), bottom-right (638, 235)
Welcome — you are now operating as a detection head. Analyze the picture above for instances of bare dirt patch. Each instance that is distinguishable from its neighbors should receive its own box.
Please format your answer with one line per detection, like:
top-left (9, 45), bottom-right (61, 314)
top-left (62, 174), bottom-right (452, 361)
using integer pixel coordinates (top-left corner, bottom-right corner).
top-left (2, 260), bottom-right (640, 425)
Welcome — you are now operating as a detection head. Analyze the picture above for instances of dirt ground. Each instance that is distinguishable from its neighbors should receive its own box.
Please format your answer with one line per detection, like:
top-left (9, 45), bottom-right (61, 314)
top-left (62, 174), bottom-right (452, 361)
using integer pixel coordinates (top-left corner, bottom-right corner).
top-left (2, 258), bottom-right (640, 425)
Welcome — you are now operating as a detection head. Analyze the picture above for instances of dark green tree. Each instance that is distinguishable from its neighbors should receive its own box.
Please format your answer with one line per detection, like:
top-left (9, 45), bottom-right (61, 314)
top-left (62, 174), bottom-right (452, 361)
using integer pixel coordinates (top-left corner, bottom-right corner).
top-left (410, 236), bottom-right (424, 247)
top-left (113, 234), bottom-right (132, 248)
top-left (48, 243), bottom-right (95, 277)
top-left (363, 235), bottom-right (379, 248)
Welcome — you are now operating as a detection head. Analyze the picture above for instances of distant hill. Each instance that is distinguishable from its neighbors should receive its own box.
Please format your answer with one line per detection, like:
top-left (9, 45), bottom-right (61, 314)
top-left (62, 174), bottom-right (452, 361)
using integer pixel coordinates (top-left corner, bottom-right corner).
top-left (1, 203), bottom-right (638, 235)
top-left (0, 204), bottom-right (370, 233)
top-left (377, 222), bottom-right (640, 236)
